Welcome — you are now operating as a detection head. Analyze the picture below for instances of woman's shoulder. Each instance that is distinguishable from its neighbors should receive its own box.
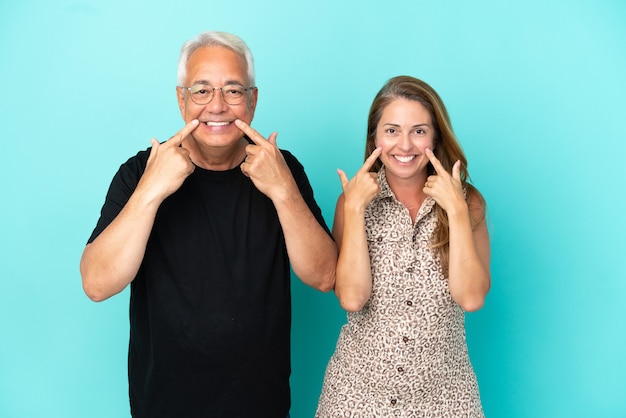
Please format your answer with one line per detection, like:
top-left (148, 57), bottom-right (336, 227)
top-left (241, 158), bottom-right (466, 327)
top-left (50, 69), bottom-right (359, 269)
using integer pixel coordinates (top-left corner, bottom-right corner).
top-left (466, 184), bottom-right (487, 225)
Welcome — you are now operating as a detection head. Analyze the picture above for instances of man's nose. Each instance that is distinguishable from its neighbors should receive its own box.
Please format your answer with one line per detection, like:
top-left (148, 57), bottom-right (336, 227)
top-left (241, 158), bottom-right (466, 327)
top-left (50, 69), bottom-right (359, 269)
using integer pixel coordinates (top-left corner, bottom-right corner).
top-left (204, 88), bottom-right (228, 112)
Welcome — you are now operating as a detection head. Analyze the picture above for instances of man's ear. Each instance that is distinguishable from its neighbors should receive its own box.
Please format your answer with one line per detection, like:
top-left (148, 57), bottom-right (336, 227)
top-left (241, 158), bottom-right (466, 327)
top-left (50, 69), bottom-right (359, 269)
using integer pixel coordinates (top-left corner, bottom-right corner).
top-left (176, 86), bottom-right (185, 118)
top-left (249, 87), bottom-right (258, 114)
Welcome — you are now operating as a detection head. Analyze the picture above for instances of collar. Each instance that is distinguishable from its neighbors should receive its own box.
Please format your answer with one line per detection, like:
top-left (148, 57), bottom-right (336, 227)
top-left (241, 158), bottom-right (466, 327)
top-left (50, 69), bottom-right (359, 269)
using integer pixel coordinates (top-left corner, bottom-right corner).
top-left (373, 166), bottom-right (437, 223)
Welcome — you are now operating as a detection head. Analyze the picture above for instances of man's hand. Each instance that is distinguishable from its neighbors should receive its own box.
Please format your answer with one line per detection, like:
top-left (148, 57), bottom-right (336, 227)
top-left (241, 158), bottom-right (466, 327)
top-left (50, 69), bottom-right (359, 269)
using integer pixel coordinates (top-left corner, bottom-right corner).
top-left (235, 119), bottom-right (296, 201)
top-left (139, 119), bottom-right (199, 203)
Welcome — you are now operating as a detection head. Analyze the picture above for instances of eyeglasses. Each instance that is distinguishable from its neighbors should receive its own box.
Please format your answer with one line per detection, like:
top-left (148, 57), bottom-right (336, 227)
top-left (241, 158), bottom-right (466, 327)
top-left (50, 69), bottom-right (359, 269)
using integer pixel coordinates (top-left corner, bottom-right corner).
top-left (180, 84), bottom-right (256, 105)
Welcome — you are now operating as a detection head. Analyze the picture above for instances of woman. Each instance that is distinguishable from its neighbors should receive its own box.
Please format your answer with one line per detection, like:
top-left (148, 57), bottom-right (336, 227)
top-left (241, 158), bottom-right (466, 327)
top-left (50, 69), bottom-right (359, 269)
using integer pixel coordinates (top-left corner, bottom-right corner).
top-left (316, 76), bottom-right (490, 417)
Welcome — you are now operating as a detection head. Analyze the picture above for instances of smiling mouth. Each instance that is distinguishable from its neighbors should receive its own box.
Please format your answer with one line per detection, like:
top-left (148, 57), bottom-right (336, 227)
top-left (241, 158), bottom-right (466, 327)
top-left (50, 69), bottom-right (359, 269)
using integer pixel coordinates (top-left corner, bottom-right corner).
top-left (394, 155), bottom-right (416, 163)
top-left (204, 121), bottom-right (231, 126)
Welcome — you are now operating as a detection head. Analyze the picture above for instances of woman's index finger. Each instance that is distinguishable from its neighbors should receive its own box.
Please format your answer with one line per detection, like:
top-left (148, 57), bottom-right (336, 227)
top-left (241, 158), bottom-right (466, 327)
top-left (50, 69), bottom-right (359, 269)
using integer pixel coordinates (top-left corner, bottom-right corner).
top-left (360, 147), bottom-right (382, 173)
top-left (425, 148), bottom-right (446, 174)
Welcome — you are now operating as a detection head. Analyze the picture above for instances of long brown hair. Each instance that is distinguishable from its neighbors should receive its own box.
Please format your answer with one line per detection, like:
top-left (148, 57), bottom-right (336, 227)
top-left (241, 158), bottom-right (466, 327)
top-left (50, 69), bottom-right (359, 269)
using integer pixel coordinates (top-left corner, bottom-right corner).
top-left (364, 76), bottom-right (485, 268)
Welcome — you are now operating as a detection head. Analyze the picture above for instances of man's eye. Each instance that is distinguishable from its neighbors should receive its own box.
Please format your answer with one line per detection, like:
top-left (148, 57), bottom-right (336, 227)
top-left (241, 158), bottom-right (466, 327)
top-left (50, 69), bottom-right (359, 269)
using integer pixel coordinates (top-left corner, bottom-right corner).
top-left (190, 85), bottom-right (210, 95)
top-left (225, 87), bottom-right (244, 96)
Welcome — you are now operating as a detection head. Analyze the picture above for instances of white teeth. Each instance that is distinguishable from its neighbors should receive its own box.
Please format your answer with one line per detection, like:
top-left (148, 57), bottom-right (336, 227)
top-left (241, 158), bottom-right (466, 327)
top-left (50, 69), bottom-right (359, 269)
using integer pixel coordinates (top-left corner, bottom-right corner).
top-left (205, 121), bottom-right (230, 126)
top-left (394, 155), bottom-right (415, 163)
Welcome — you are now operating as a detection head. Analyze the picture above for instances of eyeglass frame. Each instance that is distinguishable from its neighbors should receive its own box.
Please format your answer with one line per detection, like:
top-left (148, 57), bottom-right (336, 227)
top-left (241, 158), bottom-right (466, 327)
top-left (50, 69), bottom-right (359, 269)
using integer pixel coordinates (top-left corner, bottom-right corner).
top-left (179, 83), bottom-right (257, 106)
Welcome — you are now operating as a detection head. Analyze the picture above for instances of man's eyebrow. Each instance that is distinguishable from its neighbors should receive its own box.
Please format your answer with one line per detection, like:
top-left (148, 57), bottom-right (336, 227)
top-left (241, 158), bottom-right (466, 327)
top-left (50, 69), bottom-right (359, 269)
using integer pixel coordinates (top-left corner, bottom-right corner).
top-left (191, 79), bottom-right (245, 86)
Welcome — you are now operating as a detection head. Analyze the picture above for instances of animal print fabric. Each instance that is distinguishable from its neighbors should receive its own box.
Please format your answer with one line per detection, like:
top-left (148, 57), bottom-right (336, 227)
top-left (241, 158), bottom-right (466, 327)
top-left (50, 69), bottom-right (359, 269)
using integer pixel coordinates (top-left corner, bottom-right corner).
top-left (316, 168), bottom-right (484, 418)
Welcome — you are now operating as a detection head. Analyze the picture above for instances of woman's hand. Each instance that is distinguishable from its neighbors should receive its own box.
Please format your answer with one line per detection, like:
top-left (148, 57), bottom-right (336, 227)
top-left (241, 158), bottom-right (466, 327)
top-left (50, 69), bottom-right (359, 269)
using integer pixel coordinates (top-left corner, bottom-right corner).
top-left (338, 147), bottom-right (383, 212)
top-left (423, 148), bottom-right (466, 215)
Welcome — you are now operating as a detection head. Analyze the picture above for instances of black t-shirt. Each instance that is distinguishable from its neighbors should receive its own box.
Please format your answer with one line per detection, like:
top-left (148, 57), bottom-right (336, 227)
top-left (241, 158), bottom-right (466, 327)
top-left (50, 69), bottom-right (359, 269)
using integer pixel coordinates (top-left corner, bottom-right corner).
top-left (88, 146), bottom-right (330, 417)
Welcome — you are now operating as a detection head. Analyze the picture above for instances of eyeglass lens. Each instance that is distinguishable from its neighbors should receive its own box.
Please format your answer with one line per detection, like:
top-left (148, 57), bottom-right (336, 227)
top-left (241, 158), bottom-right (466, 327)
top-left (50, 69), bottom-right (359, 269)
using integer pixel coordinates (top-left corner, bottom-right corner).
top-left (187, 85), bottom-right (247, 105)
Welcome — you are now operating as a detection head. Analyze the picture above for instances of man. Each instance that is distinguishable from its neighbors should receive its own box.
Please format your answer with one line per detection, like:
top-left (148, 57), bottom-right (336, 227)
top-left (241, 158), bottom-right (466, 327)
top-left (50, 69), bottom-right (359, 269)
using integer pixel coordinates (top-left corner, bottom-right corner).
top-left (80, 31), bottom-right (337, 418)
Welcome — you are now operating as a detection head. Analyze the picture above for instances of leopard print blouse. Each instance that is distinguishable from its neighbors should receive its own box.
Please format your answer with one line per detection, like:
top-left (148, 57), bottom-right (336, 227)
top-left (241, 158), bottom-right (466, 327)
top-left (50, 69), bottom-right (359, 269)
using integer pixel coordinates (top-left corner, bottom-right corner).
top-left (316, 168), bottom-right (484, 418)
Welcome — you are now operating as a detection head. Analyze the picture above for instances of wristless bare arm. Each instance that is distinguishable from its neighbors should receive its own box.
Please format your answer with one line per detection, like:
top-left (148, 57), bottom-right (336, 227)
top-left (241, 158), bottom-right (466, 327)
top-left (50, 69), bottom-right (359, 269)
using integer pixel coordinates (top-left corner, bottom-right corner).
top-left (446, 194), bottom-right (491, 312)
top-left (80, 189), bottom-right (161, 302)
top-left (332, 194), bottom-right (374, 312)
top-left (272, 185), bottom-right (338, 292)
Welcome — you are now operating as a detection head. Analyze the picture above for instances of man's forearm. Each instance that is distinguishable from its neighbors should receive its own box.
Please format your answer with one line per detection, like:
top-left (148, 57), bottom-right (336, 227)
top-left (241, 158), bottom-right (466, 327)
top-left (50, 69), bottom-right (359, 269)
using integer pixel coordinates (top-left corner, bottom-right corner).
top-left (273, 193), bottom-right (337, 292)
top-left (80, 192), bottom-right (159, 302)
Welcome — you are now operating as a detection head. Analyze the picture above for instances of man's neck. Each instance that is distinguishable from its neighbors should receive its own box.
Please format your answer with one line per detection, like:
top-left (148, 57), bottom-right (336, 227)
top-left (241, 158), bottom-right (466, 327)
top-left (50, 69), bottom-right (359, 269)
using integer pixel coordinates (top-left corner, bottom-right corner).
top-left (186, 137), bottom-right (248, 171)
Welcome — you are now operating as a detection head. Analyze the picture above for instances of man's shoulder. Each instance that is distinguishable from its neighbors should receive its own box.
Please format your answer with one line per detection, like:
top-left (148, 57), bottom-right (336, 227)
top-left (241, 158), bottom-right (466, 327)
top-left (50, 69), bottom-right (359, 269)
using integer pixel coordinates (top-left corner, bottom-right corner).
top-left (122, 147), bottom-right (151, 167)
top-left (279, 148), bottom-right (302, 170)
top-left (109, 147), bottom-right (151, 188)
top-left (115, 147), bottom-right (151, 175)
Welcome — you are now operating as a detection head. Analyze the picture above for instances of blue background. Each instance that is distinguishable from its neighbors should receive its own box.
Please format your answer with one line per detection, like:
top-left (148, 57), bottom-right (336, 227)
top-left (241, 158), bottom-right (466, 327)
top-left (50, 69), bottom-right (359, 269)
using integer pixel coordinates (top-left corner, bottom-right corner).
top-left (1, 0), bottom-right (625, 417)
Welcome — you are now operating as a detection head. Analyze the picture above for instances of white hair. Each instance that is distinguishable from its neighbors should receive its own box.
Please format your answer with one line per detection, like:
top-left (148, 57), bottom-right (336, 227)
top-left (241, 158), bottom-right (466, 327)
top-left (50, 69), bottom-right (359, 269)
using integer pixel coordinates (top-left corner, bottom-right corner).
top-left (177, 31), bottom-right (255, 87)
